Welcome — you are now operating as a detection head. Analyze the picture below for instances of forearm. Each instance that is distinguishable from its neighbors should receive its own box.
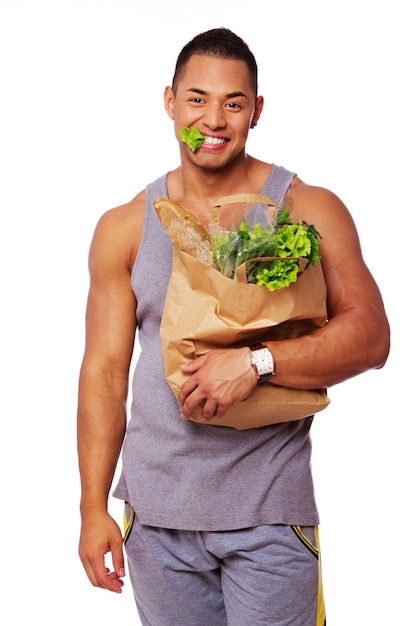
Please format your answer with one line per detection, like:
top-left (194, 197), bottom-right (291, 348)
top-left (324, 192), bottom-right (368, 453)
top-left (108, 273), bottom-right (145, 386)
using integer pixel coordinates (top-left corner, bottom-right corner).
top-left (77, 368), bottom-right (127, 517)
top-left (266, 308), bottom-right (390, 390)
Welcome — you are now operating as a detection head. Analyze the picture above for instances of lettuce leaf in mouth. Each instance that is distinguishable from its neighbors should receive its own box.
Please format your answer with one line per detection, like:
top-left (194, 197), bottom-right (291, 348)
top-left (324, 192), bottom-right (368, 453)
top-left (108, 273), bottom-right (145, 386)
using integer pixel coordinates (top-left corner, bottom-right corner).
top-left (179, 126), bottom-right (206, 152)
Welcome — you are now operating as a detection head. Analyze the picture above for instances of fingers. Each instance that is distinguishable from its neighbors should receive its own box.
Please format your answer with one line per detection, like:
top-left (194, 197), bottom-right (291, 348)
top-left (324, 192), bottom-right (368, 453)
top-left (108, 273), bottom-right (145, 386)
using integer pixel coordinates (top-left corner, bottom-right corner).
top-left (81, 548), bottom-right (125, 593)
top-left (179, 385), bottom-right (227, 421)
top-left (79, 514), bottom-right (126, 594)
top-left (178, 382), bottom-right (198, 419)
top-left (105, 568), bottom-right (125, 593)
top-left (178, 352), bottom-right (224, 417)
top-left (200, 400), bottom-right (220, 422)
top-left (178, 379), bottom-right (217, 420)
top-left (178, 348), bottom-right (256, 420)
top-left (110, 540), bottom-right (126, 583)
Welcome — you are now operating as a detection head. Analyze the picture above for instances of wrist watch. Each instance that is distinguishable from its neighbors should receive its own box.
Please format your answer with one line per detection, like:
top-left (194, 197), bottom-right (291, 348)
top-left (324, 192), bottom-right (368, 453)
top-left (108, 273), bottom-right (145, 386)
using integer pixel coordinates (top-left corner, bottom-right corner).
top-left (249, 343), bottom-right (275, 384)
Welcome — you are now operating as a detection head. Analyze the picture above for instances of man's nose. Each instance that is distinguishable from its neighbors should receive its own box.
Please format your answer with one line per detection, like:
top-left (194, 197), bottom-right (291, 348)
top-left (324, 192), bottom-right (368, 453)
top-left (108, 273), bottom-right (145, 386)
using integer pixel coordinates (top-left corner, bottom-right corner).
top-left (203, 104), bottom-right (226, 129)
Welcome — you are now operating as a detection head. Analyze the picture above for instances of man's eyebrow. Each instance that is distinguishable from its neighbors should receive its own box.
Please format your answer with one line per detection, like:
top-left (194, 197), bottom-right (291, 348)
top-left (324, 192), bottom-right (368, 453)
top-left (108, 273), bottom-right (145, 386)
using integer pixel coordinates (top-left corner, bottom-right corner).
top-left (186, 88), bottom-right (248, 99)
top-left (186, 88), bottom-right (207, 95)
top-left (227, 91), bottom-right (248, 99)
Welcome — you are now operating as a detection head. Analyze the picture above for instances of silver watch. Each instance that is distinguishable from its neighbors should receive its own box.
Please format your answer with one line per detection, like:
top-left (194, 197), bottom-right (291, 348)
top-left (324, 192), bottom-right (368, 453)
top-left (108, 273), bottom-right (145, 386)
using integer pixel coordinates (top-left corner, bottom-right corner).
top-left (250, 343), bottom-right (275, 384)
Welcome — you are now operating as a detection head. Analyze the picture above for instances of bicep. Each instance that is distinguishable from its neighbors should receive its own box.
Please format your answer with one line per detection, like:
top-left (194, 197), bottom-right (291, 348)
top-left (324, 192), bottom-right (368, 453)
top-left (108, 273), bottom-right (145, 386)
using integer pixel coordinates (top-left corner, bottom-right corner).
top-left (290, 183), bottom-right (383, 318)
top-left (314, 196), bottom-right (383, 322)
top-left (291, 181), bottom-right (389, 347)
top-left (83, 215), bottom-right (138, 375)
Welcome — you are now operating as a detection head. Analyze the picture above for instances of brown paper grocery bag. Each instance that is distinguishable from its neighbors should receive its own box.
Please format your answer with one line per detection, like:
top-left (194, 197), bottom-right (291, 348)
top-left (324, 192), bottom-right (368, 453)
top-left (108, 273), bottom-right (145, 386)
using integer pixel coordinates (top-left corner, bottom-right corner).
top-left (159, 194), bottom-right (330, 430)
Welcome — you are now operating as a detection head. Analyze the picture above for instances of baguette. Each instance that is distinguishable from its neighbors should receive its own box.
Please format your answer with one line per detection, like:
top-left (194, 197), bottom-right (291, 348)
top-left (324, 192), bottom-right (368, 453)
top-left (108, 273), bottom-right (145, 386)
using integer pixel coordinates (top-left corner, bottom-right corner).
top-left (154, 197), bottom-right (214, 266)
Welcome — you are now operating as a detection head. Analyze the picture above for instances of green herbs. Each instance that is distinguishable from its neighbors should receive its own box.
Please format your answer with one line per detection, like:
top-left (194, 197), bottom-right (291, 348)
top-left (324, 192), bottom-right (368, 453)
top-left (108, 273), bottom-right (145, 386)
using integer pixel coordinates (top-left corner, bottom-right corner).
top-left (210, 209), bottom-right (322, 292)
top-left (179, 126), bottom-right (206, 152)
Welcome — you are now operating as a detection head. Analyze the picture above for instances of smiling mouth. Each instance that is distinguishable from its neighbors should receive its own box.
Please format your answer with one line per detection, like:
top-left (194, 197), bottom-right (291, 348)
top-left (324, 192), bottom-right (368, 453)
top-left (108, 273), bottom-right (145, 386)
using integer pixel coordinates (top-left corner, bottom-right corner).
top-left (203, 136), bottom-right (228, 146)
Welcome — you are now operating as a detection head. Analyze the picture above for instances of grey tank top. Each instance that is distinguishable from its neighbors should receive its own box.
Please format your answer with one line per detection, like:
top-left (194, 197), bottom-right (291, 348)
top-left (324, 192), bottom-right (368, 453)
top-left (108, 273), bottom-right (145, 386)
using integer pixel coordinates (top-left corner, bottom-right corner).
top-left (113, 164), bottom-right (319, 530)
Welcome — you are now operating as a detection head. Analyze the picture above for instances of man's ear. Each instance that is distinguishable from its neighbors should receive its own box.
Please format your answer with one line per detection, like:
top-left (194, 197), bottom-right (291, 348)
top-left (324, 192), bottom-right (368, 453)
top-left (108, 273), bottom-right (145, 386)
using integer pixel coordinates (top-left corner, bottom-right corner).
top-left (251, 95), bottom-right (264, 128)
top-left (164, 86), bottom-right (175, 120)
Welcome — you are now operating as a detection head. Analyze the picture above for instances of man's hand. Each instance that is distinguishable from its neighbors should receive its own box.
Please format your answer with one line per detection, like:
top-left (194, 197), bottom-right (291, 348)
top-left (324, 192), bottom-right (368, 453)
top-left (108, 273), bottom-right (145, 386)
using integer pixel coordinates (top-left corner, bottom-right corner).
top-left (178, 347), bottom-right (258, 421)
top-left (79, 511), bottom-right (126, 593)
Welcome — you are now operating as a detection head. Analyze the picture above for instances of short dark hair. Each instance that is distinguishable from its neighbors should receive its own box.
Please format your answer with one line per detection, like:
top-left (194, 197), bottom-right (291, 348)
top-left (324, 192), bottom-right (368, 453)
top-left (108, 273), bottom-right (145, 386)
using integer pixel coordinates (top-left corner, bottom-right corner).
top-left (172, 28), bottom-right (258, 96)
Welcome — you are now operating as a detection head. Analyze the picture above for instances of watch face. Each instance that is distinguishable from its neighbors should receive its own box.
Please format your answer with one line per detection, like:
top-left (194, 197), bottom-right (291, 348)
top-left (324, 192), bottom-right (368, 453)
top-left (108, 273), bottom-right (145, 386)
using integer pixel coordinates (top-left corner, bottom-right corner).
top-left (252, 347), bottom-right (274, 375)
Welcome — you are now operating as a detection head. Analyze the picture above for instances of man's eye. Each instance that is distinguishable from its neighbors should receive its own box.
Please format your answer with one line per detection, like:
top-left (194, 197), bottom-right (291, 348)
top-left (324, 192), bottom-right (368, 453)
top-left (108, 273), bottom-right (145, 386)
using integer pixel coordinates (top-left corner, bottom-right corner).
top-left (190, 97), bottom-right (204, 104)
top-left (226, 102), bottom-right (242, 110)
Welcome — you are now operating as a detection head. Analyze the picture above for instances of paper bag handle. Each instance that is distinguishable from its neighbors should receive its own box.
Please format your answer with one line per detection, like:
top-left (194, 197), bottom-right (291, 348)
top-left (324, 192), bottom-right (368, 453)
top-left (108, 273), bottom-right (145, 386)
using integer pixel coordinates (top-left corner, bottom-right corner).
top-left (211, 193), bottom-right (277, 224)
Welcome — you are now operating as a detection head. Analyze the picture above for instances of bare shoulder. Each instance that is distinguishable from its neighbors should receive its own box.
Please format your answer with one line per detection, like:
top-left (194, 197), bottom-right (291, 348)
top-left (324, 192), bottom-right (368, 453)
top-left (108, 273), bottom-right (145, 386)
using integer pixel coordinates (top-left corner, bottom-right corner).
top-left (286, 176), bottom-right (362, 258)
top-left (288, 177), bottom-right (388, 324)
top-left (90, 189), bottom-right (146, 272)
top-left (287, 177), bottom-right (352, 223)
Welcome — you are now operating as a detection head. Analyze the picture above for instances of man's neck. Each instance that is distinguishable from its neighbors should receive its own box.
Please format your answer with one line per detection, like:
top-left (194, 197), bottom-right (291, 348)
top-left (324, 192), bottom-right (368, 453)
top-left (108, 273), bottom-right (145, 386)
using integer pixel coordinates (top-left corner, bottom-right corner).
top-left (167, 155), bottom-right (270, 223)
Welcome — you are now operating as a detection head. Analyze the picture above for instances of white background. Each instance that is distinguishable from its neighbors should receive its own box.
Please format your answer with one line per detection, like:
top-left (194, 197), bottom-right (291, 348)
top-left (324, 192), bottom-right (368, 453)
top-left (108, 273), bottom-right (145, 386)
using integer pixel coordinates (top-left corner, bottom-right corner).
top-left (0, 0), bottom-right (414, 624)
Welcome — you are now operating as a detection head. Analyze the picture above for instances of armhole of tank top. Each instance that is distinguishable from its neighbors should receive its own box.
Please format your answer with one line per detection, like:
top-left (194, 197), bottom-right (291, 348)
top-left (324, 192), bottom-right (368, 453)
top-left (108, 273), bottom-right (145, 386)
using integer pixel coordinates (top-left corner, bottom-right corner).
top-left (131, 176), bottom-right (168, 287)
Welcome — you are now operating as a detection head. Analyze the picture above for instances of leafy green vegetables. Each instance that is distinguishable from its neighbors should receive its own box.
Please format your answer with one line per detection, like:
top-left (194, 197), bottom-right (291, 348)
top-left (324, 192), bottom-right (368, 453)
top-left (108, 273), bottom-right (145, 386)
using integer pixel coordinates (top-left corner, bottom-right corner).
top-left (210, 209), bottom-right (322, 291)
top-left (179, 126), bottom-right (206, 152)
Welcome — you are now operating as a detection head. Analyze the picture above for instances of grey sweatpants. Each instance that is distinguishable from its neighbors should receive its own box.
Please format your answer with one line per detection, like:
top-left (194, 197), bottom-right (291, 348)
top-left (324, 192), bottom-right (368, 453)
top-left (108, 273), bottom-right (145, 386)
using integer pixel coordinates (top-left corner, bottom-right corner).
top-left (124, 506), bottom-right (325, 626)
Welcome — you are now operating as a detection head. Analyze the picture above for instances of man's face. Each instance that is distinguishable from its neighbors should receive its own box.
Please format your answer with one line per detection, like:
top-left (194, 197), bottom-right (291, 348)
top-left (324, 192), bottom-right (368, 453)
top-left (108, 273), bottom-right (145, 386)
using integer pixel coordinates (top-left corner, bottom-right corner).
top-left (166, 54), bottom-right (262, 170)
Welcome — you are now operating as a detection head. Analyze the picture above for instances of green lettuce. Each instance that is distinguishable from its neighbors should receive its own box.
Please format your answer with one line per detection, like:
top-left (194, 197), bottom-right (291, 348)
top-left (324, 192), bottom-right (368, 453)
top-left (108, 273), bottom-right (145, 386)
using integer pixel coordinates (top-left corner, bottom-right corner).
top-left (179, 126), bottom-right (206, 152)
top-left (211, 209), bottom-right (322, 291)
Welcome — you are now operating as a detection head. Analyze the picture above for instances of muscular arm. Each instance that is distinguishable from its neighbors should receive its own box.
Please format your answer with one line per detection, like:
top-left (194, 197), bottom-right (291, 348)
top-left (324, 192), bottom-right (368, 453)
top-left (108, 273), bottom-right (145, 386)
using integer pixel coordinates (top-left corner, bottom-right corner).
top-left (179, 181), bottom-right (390, 419)
top-left (77, 199), bottom-right (142, 592)
top-left (265, 181), bottom-right (390, 389)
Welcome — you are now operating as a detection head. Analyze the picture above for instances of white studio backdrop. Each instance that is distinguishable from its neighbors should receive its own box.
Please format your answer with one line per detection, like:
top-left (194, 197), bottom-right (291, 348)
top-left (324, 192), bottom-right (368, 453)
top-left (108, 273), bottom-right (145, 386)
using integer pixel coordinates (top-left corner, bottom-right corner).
top-left (0, 1), bottom-right (414, 624)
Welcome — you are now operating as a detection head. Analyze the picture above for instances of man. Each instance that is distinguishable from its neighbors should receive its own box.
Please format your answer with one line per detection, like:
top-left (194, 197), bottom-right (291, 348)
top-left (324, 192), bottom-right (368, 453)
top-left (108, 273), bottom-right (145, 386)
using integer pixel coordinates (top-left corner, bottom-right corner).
top-left (77, 28), bottom-right (390, 625)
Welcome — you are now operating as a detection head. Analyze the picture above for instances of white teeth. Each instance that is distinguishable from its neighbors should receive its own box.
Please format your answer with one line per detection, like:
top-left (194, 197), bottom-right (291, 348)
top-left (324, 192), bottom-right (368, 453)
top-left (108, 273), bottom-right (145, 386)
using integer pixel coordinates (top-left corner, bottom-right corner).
top-left (204, 136), bottom-right (226, 145)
